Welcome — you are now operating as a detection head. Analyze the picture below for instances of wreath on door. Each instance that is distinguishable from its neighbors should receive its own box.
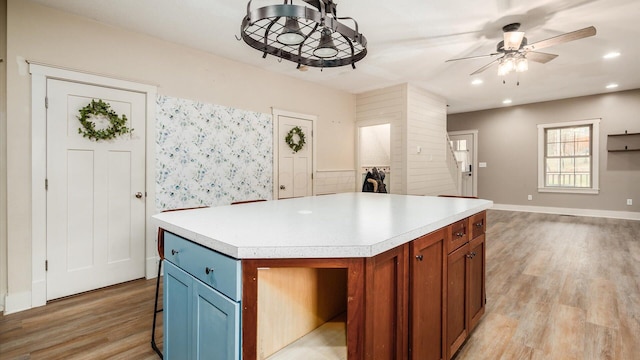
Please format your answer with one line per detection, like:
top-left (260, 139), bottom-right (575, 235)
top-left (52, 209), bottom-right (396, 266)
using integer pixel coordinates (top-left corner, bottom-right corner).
top-left (285, 126), bottom-right (306, 153)
top-left (77, 99), bottom-right (132, 141)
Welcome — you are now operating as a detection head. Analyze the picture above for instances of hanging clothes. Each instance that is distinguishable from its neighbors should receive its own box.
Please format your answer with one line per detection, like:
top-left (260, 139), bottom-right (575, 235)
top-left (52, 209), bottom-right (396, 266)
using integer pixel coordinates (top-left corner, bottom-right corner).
top-left (362, 167), bottom-right (387, 193)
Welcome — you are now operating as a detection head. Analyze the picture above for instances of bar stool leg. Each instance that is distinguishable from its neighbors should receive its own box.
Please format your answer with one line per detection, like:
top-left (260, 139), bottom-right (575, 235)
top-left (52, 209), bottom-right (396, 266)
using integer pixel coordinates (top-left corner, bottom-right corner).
top-left (151, 259), bottom-right (163, 359)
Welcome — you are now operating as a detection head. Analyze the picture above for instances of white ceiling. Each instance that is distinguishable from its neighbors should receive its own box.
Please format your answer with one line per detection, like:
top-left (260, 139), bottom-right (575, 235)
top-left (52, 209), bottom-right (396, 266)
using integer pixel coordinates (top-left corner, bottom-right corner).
top-left (30, 0), bottom-right (640, 113)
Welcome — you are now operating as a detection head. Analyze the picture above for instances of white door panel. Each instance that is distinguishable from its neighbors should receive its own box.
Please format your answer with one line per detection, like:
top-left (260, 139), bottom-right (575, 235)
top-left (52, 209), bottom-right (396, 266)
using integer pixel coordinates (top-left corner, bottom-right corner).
top-left (293, 157), bottom-right (309, 197)
top-left (279, 157), bottom-right (294, 199)
top-left (46, 79), bottom-right (146, 300)
top-left (277, 116), bottom-right (312, 199)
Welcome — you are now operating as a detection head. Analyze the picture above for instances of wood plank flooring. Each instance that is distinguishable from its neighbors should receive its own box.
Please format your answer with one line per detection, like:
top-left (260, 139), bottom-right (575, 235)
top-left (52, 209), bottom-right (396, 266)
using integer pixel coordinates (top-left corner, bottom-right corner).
top-left (455, 210), bottom-right (640, 360)
top-left (1, 210), bottom-right (638, 359)
top-left (0, 277), bottom-right (163, 359)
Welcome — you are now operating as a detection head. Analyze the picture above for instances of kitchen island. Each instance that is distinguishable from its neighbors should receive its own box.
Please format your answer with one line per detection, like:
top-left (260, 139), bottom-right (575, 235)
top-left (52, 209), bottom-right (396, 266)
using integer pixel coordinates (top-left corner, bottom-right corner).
top-left (153, 193), bottom-right (493, 360)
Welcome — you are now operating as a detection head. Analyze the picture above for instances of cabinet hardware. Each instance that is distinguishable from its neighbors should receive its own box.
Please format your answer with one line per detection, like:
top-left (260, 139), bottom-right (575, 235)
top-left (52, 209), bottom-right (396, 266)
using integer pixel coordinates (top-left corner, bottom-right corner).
top-left (205, 267), bottom-right (215, 274)
top-left (415, 255), bottom-right (423, 261)
top-left (475, 222), bottom-right (483, 228)
top-left (171, 249), bottom-right (179, 255)
top-left (455, 232), bottom-right (465, 237)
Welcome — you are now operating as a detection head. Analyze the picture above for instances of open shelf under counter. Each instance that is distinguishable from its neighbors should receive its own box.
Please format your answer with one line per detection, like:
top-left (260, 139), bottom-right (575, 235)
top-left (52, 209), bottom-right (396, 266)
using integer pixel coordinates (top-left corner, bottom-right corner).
top-left (266, 313), bottom-right (347, 360)
top-left (250, 264), bottom-right (353, 360)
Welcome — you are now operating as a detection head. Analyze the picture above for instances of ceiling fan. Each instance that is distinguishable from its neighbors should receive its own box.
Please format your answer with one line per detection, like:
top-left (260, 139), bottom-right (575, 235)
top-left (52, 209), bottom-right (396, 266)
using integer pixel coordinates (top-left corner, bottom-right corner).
top-left (446, 23), bottom-right (596, 76)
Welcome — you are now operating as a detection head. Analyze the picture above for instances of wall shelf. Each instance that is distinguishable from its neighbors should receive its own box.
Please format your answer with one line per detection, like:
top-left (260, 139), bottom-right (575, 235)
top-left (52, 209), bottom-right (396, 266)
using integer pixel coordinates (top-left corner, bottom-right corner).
top-left (607, 131), bottom-right (640, 152)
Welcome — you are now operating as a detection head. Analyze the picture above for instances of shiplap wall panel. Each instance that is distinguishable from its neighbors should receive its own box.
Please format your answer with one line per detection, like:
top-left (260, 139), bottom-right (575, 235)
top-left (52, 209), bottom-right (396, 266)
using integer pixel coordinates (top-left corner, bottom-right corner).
top-left (406, 85), bottom-right (457, 196)
top-left (356, 83), bottom-right (457, 196)
top-left (356, 85), bottom-right (406, 195)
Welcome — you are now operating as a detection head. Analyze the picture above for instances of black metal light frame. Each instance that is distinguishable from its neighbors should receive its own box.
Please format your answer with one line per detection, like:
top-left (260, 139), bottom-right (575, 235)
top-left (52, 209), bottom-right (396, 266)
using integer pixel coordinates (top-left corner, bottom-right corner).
top-left (240, 0), bottom-right (367, 69)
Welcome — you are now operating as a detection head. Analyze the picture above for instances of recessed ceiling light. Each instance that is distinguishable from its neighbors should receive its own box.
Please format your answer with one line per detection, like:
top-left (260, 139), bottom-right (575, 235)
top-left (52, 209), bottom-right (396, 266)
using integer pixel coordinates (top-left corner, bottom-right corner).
top-left (471, 79), bottom-right (483, 85)
top-left (606, 83), bottom-right (619, 89)
top-left (502, 99), bottom-right (513, 104)
top-left (603, 52), bottom-right (621, 59)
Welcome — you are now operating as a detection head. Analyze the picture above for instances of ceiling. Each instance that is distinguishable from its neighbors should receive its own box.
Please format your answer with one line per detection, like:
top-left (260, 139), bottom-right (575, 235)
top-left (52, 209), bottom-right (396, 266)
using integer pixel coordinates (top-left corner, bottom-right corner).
top-left (29, 0), bottom-right (640, 113)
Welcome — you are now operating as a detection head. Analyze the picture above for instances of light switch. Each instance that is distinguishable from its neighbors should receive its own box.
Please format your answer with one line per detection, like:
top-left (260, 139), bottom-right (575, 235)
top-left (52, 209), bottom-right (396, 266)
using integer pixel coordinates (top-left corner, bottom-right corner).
top-left (479, 162), bottom-right (487, 168)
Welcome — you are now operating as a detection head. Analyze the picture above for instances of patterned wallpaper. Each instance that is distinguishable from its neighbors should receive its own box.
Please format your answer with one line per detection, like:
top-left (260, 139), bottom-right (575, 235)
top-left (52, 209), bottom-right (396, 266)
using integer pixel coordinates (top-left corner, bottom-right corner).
top-left (155, 95), bottom-right (273, 210)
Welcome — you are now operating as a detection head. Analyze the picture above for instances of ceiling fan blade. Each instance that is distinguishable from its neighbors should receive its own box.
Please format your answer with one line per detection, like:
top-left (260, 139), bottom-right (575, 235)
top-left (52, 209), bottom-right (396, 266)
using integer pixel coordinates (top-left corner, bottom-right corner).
top-left (504, 31), bottom-right (525, 50)
top-left (524, 26), bottom-right (596, 51)
top-left (526, 51), bottom-right (558, 63)
top-left (446, 53), bottom-right (500, 62)
top-left (470, 58), bottom-right (501, 75)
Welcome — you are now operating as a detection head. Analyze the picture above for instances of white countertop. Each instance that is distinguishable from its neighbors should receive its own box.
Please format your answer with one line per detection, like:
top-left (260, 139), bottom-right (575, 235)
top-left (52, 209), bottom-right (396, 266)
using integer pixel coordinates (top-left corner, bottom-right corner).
top-left (152, 193), bottom-right (493, 259)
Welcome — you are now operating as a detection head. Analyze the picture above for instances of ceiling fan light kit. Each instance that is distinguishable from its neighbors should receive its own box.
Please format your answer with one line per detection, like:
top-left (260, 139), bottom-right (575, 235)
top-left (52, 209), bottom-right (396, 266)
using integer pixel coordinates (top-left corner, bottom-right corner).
top-left (447, 23), bottom-right (596, 77)
top-left (240, 0), bottom-right (367, 69)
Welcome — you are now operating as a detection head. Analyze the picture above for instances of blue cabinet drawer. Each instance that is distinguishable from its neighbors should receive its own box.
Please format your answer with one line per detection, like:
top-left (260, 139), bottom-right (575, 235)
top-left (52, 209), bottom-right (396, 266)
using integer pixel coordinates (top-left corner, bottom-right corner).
top-left (164, 232), bottom-right (241, 301)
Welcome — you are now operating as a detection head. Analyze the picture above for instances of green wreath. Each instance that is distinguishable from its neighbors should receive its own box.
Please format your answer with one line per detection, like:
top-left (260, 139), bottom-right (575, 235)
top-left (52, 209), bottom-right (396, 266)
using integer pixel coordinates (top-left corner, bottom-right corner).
top-left (77, 99), bottom-right (132, 141)
top-left (285, 126), bottom-right (306, 153)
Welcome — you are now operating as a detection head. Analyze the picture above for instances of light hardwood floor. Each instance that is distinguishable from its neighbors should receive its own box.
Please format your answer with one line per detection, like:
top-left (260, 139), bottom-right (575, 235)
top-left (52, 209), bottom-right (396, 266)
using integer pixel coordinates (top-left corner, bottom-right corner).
top-left (0, 277), bottom-right (163, 359)
top-left (456, 210), bottom-right (640, 360)
top-left (1, 210), bottom-right (638, 359)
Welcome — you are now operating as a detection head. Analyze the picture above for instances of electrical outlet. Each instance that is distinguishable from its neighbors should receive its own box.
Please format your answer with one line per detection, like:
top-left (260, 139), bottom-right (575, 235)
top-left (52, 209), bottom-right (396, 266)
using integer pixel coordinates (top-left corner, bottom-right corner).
top-left (527, 195), bottom-right (532, 201)
top-left (627, 199), bottom-right (633, 206)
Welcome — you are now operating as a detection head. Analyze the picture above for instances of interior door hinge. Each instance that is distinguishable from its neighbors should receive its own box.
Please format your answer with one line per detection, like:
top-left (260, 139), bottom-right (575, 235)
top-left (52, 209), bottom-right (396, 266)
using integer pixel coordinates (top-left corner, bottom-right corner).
top-left (45, 96), bottom-right (48, 109)
top-left (45, 178), bottom-right (48, 190)
top-left (45, 260), bottom-right (48, 271)
top-left (311, 173), bottom-right (314, 180)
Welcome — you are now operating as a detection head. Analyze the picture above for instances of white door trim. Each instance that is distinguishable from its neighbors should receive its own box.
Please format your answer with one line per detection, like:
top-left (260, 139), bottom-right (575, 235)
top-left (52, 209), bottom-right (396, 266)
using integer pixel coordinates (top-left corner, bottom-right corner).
top-left (29, 64), bottom-right (157, 310)
top-left (272, 109), bottom-right (317, 199)
top-left (448, 129), bottom-right (479, 197)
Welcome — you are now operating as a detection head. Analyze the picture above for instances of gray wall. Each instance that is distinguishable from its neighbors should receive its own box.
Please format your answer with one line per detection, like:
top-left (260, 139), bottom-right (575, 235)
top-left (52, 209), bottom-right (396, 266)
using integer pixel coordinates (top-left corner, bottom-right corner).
top-left (448, 89), bottom-right (640, 213)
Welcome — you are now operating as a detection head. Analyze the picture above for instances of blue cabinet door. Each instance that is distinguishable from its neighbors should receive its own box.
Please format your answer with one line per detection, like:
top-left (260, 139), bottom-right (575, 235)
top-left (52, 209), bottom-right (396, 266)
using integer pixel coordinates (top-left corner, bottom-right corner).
top-left (193, 279), bottom-right (241, 360)
top-left (164, 261), bottom-right (193, 359)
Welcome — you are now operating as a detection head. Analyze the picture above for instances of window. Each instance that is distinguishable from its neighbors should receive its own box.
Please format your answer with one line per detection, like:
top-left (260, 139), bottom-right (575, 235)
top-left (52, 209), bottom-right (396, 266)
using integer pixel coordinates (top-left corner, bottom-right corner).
top-left (537, 119), bottom-right (600, 194)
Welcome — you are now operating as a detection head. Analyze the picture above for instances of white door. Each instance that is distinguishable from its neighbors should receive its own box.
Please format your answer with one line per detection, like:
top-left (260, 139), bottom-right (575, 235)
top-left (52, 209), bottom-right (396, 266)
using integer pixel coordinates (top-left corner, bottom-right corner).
top-left (277, 116), bottom-right (313, 199)
top-left (46, 79), bottom-right (146, 300)
top-left (449, 132), bottom-right (476, 197)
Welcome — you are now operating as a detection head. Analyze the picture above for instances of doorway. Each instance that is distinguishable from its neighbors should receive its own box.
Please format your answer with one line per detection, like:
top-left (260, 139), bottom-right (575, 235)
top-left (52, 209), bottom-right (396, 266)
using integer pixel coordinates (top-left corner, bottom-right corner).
top-left (448, 130), bottom-right (478, 197)
top-left (358, 123), bottom-right (391, 192)
top-left (273, 110), bottom-right (315, 199)
top-left (30, 64), bottom-right (157, 310)
top-left (46, 79), bottom-right (146, 300)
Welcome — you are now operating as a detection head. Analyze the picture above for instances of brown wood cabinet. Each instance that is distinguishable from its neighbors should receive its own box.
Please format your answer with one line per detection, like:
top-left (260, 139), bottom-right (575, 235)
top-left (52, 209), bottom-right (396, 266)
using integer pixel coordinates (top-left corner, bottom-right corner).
top-left (240, 211), bottom-right (487, 360)
top-left (365, 245), bottom-right (409, 360)
top-left (446, 211), bottom-right (486, 359)
top-left (409, 228), bottom-right (448, 360)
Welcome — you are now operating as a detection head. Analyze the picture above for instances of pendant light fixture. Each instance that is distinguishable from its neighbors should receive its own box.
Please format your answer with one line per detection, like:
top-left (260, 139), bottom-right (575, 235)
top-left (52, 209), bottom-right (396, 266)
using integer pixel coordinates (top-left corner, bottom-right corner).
top-left (277, 17), bottom-right (305, 46)
top-left (240, 0), bottom-right (367, 69)
top-left (313, 28), bottom-right (339, 58)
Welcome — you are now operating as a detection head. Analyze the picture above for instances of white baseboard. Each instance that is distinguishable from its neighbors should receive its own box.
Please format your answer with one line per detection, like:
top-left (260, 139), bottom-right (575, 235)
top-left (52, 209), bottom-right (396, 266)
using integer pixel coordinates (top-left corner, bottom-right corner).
top-left (4, 290), bottom-right (32, 315)
top-left (492, 203), bottom-right (640, 221)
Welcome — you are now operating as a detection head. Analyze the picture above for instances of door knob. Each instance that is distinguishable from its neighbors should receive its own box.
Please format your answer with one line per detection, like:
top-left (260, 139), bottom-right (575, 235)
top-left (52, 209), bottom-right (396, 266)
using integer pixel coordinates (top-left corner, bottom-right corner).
top-left (135, 192), bottom-right (143, 199)
top-left (280, 185), bottom-right (286, 190)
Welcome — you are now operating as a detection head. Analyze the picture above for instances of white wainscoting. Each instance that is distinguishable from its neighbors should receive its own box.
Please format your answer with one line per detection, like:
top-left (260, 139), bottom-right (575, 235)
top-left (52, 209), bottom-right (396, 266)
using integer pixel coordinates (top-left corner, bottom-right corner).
top-left (315, 170), bottom-right (357, 195)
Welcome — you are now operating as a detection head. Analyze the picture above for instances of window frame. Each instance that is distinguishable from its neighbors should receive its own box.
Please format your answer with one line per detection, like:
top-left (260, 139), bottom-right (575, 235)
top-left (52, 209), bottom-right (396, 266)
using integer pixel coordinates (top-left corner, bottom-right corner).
top-left (537, 119), bottom-right (600, 194)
